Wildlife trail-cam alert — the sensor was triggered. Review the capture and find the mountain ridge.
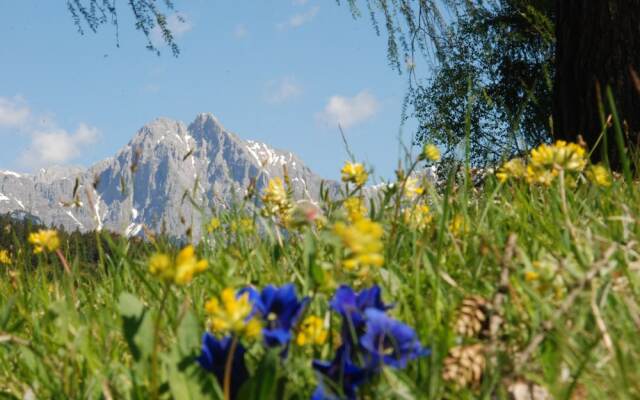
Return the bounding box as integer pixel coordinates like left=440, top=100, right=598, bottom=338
left=0, top=113, right=333, bottom=237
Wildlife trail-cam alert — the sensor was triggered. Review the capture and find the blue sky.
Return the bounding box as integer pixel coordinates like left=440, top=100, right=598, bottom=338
left=0, top=1, right=421, bottom=180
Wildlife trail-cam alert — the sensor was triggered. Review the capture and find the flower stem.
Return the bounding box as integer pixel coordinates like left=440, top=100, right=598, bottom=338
left=150, top=285, right=170, bottom=400
left=55, top=248, right=77, bottom=302
left=223, top=336, right=239, bottom=400
left=55, top=249, right=71, bottom=275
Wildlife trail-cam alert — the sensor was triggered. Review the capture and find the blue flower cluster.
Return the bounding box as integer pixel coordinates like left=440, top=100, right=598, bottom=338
left=197, top=284, right=428, bottom=400
left=312, top=285, right=429, bottom=399
left=241, top=284, right=310, bottom=349
left=197, top=284, right=308, bottom=398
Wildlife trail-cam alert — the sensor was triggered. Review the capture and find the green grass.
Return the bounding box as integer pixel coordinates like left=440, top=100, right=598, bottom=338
left=1, top=159, right=640, bottom=399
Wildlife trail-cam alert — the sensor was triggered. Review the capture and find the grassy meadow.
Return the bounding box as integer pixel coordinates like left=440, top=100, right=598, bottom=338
left=1, top=141, right=640, bottom=399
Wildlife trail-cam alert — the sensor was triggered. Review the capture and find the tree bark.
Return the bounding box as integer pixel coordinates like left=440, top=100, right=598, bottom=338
left=553, top=0, right=640, bottom=169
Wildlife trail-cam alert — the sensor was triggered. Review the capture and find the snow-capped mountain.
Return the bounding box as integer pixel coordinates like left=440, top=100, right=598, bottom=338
left=0, top=113, right=332, bottom=237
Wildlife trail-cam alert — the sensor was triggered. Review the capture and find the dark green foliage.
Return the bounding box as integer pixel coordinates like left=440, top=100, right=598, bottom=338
left=342, top=1, right=555, bottom=165
left=0, top=213, right=150, bottom=269
left=412, top=1, right=555, bottom=166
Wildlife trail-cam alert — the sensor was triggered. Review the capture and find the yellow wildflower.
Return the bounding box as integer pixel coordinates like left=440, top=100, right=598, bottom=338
left=0, top=249, right=11, bottom=265
left=403, top=204, right=432, bottom=231
left=530, top=141, right=587, bottom=171
left=296, top=316, right=328, bottom=346
left=240, top=218, right=254, bottom=232
left=495, top=158, right=526, bottom=183
left=586, top=164, right=612, bottom=187
left=449, top=214, right=468, bottom=237
left=334, top=218, right=384, bottom=270
left=205, top=288, right=262, bottom=338
left=28, top=229, right=60, bottom=254
left=344, top=197, right=367, bottom=222
left=207, top=217, right=221, bottom=233
left=149, top=253, right=173, bottom=281
left=524, top=270, right=540, bottom=282
left=262, top=177, right=288, bottom=209
left=526, top=141, right=587, bottom=185
left=341, top=162, right=368, bottom=186
left=148, top=245, right=207, bottom=285
left=261, top=177, right=292, bottom=223
left=423, top=144, right=441, bottom=162
left=404, top=176, right=425, bottom=199
left=526, top=166, right=558, bottom=186
left=230, top=218, right=255, bottom=234
left=525, top=258, right=567, bottom=300
left=174, top=246, right=208, bottom=285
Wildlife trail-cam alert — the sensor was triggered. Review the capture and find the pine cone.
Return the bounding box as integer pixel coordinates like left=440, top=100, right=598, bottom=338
left=442, top=344, right=486, bottom=388
left=454, top=296, right=491, bottom=338
left=507, top=379, right=552, bottom=400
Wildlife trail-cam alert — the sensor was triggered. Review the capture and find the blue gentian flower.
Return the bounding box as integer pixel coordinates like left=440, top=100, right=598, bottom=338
left=241, top=284, right=309, bottom=348
left=329, top=285, right=392, bottom=347
left=312, top=346, right=369, bottom=400
left=197, top=333, right=248, bottom=399
left=360, top=308, right=430, bottom=369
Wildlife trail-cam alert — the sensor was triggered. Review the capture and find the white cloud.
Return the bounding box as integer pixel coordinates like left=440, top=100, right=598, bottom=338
left=151, top=13, right=193, bottom=47
left=277, top=6, right=320, bottom=30
left=233, top=24, right=248, bottom=39
left=0, top=96, right=30, bottom=128
left=0, top=96, right=100, bottom=169
left=265, top=77, right=303, bottom=104
left=20, top=123, right=99, bottom=168
left=317, top=91, right=380, bottom=129
left=293, top=0, right=309, bottom=5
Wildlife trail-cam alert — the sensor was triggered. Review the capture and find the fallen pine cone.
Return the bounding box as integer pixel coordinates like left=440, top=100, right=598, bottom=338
left=454, top=295, right=491, bottom=339
left=507, top=379, right=552, bottom=400
left=442, top=344, right=486, bottom=388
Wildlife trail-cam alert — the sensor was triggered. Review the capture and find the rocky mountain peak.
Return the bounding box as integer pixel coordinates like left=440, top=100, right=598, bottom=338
left=0, top=113, right=334, bottom=238
left=191, top=112, right=233, bottom=139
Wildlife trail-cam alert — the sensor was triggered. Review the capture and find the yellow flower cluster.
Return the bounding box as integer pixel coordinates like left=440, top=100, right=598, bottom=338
left=28, top=229, right=60, bottom=254
left=496, top=141, right=591, bottom=186
left=530, top=140, right=587, bottom=171
left=207, top=217, right=221, bottom=233
left=586, top=164, right=612, bottom=187
left=495, top=158, right=526, bottom=183
left=341, top=162, right=368, bottom=187
left=403, top=204, right=433, bottom=231
left=423, top=144, right=441, bottom=162
left=449, top=214, right=469, bottom=237
left=526, top=140, right=587, bottom=185
left=343, top=197, right=367, bottom=222
left=230, top=218, right=254, bottom=234
left=296, top=315, right=328, bottom=346
left=0, top=249, right=11, bottom=265
left=404, top=176, right=425, bottom=200
left=148, top=245, right=208, bottom=285
left=205, top=288, right=262, bottom=338
left=524, top=255, right=566, bottom=300
left=261, top=177, right=293, bottom=223
left=334, top=218, right=384, bottom=270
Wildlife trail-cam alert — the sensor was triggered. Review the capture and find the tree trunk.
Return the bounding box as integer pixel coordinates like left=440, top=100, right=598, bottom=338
left=553, top=0, right=640, bottom=169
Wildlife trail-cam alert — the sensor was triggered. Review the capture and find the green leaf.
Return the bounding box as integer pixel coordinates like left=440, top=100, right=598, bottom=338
left=118, top=292, right=144, bottom=318
left=237, top=349, right=279, bottom=400
left=303, top=233, right=324, bottom=286
left=118, top=292, right=153, bottom=363
left=382, top=367, right=416, bottom=400
left=166, top=348, right=223, bottom=400
left=177, top=310, right=202, bottom=356
left=0, top=295, right=16, bottom=330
